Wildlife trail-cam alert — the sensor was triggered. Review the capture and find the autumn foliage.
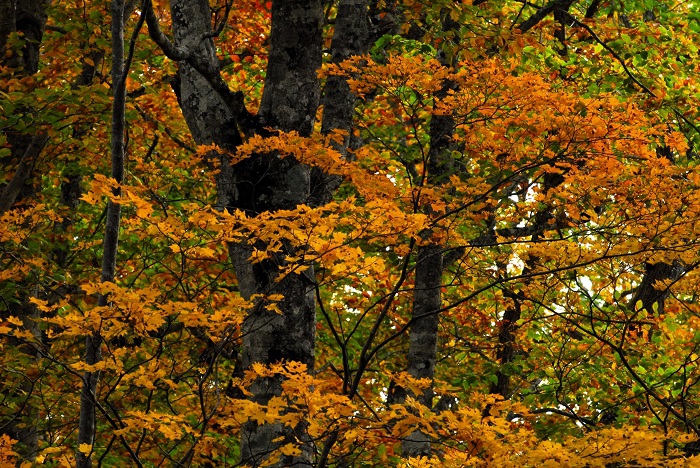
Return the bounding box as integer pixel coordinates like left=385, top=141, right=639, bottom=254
left=2, top=0, right=700, bottom=466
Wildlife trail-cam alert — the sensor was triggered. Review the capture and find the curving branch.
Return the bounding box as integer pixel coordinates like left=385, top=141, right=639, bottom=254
left=0, top=133, right=49, bottom=214
left=143, top=0, right=255, bottom=136
left=517, top=0, right=574, bottom=34
left=557, top=10, right=700, bottom=135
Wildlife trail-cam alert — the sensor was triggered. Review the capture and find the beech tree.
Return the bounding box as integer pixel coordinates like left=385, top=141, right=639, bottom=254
left=2, top=0, right=700, bottom=467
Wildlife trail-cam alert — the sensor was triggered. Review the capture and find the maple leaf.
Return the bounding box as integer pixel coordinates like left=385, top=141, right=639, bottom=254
left=77, top=444, right=92, bottom=455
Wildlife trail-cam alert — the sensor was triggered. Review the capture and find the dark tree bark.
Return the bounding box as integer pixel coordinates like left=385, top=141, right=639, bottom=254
left=76, top=0, right=129, bottom=465
left=625, top=149, right=687, bottom=327
left=629, top=261, right=685, bottom=316
left=517, top=0, right=575, bottom=34
left=0, top=0, right=51, bottom=211
left=489, top=291, right=523, bottom=398
left=625, top=146, right=686, bottom=319
left=401, top=105, right=454, bottom=457
left=0, top=0, right=15, bottom=56
left=168, top=0, right=239, bottom=210
left=321, top=0, right=370, bottom=149
left=487, top=172, right=567, bottom=400
left=234, top=3, right=323, bottom=465
left=0, top=1, right=50, bottom=462
left=150, top=0, right=371, bottom=463
left=0, top=133, right=49, bottom=214
left=0, top=0, right=50, bottom=73
left=159, top=0, right=323, bottom=465
left=1, top=290, right=42, bottom=463
left=397, top=19, right=457, bottom=457
left=310, top=0, right=371, bottom=206
left=402, top=244, right=443, bottom=456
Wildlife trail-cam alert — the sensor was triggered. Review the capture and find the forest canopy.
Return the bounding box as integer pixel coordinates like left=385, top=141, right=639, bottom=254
left=2, top=0, right=700, bottom=466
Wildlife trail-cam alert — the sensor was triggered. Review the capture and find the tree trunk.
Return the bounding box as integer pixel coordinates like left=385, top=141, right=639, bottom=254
left=403, top=244, right=443, bottom=457
left=321, top=0, right=370, bottom=147
left=0, top=1, right=50, bottom=462
left=0, top=0, right=50, bottom=73
left=489, top=293, right=522, bottom=398
left=0, top=0, right=51, bottom=209
left=169, top=0, right=239, bottom=209
left=0, top=133, right=49, bottom=214
left=76, top=0, right=127, bottom=465
left=234, top=3, right=322, bottom=465
left=488, top=175, right=564, bottom=399
left=158, top=0, right=371, bottom=463
left=164, top=0, right=323, bottom=465
left=393, top=68, right=456, bottom=454
left=310, top=0, right=371, bottom=206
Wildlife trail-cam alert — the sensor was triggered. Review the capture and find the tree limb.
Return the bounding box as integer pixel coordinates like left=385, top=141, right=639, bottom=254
left=0, top=133, right=48, bottom=214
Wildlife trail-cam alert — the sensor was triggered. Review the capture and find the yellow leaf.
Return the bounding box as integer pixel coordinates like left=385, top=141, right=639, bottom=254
left=12, top=329, right=36, bottom=341
left=192, top=246, right=216, bottom=258
left=78, top=444, right=92, bottom=454
left=29, top=297, right=52, bottom=312
left=159, top=424, right=180, bottom=440
left=279, top=443, right=300, bottom=456
left=6, top=316, right=22, bottom=326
